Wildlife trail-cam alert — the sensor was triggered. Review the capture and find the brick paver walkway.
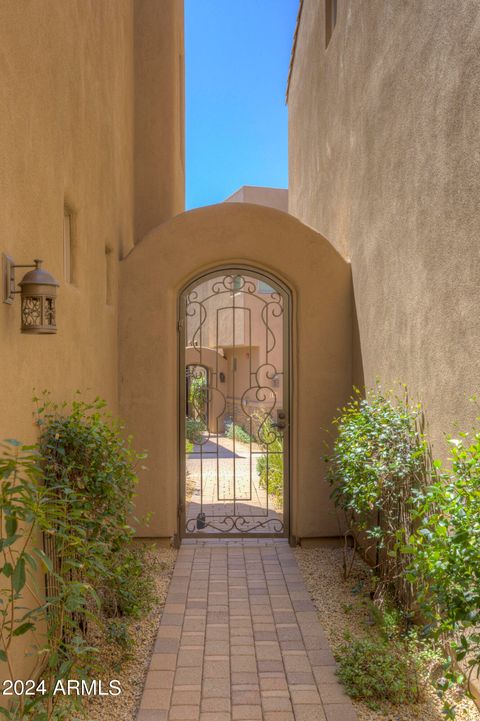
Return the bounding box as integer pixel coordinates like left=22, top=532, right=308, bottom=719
left=137, top=540, right=358, bottom=721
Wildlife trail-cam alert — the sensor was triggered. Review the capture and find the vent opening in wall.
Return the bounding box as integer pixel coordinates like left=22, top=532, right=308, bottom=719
left=325, top=0, right=337, bottom=48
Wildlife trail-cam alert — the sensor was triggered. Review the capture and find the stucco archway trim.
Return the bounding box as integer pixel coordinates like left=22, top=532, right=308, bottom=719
left=119, top=203, right=352, bottom=541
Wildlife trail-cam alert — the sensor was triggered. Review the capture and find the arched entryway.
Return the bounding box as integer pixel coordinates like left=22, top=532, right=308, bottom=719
left=119, top=202, right=353, bottom=543
left=179, top=266, right=292, bottom=539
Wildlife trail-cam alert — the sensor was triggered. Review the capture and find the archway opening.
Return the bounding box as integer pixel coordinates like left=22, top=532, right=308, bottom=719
left=179, top=266, right=291, bottom=538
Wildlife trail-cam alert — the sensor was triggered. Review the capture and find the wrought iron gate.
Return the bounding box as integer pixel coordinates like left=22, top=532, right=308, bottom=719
left=178, top=267, right=290, bottom=538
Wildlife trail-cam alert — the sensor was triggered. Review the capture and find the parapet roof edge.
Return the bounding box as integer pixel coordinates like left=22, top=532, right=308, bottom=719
left=285, top=0, right=304, bottom=105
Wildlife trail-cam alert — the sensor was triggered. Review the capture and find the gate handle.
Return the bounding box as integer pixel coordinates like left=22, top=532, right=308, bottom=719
left=272, top=410, right=287, bottom=430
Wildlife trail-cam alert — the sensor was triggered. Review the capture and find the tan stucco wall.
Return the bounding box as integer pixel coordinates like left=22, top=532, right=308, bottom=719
left=119, top=203, right=352, bottom=540
left=288, top=0, right=480, bottom=454
left=0, top=0, right=184, bottom=686
left=0, top=0, right=135, bottom=689
left=134, top=0, right=185, bottom=243
left=0, top=0, right=185, bottom=445
left=0, top=0, right=135, bottom=449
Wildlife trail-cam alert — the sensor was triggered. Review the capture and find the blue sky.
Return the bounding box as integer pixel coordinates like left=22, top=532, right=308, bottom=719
left=185, top=0, right=299, bottom=210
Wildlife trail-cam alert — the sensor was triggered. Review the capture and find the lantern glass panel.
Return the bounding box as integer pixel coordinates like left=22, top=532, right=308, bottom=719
left=22, top=296, right=42, bottom=328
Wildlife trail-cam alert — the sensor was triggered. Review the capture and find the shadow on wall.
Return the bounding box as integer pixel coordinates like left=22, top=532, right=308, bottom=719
left=352, top=290, right=365, bottom=391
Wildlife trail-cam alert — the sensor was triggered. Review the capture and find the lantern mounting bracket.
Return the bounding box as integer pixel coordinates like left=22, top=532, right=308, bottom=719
left=2, top=255, right=43, bottom=304
left=2, top=253, right=16, bottom=304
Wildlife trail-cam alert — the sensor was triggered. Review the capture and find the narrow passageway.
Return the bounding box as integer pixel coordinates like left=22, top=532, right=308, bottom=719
left=136, top=540, right=357, bottom=721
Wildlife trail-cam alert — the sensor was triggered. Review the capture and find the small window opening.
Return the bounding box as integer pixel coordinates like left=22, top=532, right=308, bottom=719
left=63, top=207, right=75, bottom=283
left=105, top=246, right=114, bottom=305
left=325, top=0, right=337, bottom=48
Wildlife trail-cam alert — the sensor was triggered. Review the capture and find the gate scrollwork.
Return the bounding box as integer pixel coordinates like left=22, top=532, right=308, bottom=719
left=182, top=271, right=289, bottom=537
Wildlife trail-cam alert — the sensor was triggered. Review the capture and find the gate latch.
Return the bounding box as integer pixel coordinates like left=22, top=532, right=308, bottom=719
left=196, top=512, right=206, bottom=529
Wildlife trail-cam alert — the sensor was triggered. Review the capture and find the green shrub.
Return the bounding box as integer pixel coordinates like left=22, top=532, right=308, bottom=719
left=329, top=386, right=480, bottom=717
left=188, top=372, right=207, bottom=416
left=256, top=452, right=283, bottom=499
left=36, top=394, right=149, bottom=616
left=256, top=424, right=283, bottom=502
left=327, top=386, right=428, bottom=611
left=105, top=618, right=132, bottom=651
left=0, top=393, right=152, bottom=720
left=336, top=636, right=420, bottom=708
left=406, top=424, right=480, bottom=707
left=0, top=439, right=101, bottom=721
left=101, top=544, right=156, bottom=619
left=185, top=416, right=206, bottom=444
left=37, top=394, right=142, bottom=551
left=225, top=421, right=251, bottom=444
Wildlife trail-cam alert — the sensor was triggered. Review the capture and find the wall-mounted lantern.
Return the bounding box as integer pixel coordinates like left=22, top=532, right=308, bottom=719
left=2, top=254, right=59, bottom=334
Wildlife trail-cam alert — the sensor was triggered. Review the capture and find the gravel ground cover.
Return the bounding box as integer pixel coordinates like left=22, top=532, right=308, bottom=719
left=295, top=545, right=480, bottom=721
left=84, top=544, right=176, bottom=721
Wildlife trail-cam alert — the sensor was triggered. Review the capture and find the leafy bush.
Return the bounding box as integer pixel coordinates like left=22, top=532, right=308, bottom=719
left=0, top=439, right=100, bottom=721
left=101, top=544, right=156, bottom=619
left=256, top=451, right=283, bottom=499
left=256, top=417, right=283, bottom=501
left=334, top=582, right=442, bottom=711
left=406, top=426, right=480, bottom=708
left=36, top=394, right=149, bottom=617
left=105, top=618, right=132, bottom=652
left=225, top=421, right=252, bottom=444
left=327, top=386, right=428, bottom=611
left=188, top=371, right=207, bottom=417
left=38, top=403, right=138, bottom=545
left=329, top=385, right=480, bottom=716
left=185, top=416, right=206, bottom=444
left=0, top=393, right=153, bottom=720
left=336, top=635, right=420, bottom=707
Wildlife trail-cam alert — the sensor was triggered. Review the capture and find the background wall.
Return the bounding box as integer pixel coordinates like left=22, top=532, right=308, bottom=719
left=288, top=0, right=480, bottom=454
left=225, top=186, right=288, bottom=213
left=134, top=0, right=185, bottom=242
